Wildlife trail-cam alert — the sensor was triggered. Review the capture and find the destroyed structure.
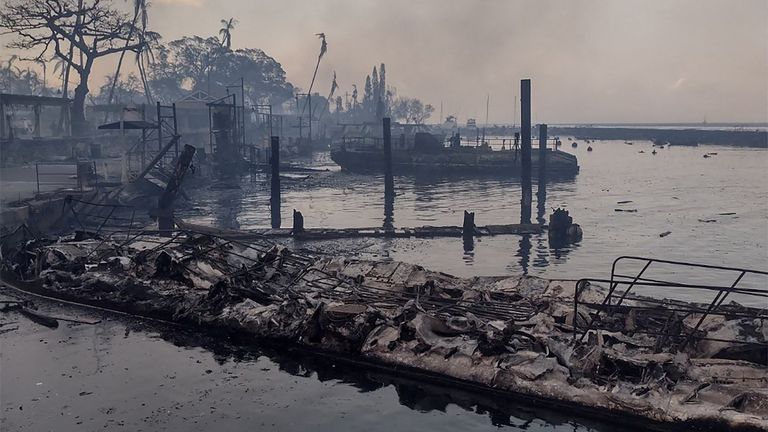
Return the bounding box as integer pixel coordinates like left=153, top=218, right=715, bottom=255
left=1, top=219, right=766, bottom=431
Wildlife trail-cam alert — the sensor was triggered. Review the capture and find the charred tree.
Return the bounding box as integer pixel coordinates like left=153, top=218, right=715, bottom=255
left=0, top=0, right=144, bottom=135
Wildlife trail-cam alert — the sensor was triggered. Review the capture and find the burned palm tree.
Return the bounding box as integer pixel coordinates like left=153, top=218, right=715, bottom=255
left=218, top=18, right=238, bottom=50
left=299, top=33, right=328, bottom=141
left=104, top=0, right=150, bottom=116
left=317, top=71, right=339, bottom=122
left=302, top=33, right=327, bottom=114
left=135, top=30, right=161, bottom=104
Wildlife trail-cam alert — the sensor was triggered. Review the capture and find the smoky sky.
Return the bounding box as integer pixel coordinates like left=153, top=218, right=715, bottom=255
left=6, top=0, right=768, bottom=123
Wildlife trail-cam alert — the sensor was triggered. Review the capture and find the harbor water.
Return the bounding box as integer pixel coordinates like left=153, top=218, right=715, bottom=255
left=182, top=140, right=768, bottom=307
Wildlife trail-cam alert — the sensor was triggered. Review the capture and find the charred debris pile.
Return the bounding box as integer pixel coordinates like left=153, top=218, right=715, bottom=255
left=1, top=228, right=766, bottom=431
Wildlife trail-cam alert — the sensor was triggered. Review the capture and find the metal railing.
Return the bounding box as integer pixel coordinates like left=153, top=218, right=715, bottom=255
left=35, top=161, right=96, bottom=195
left=573, top=256, right=768, bottom=351
left=64, top=196, right=136, bottom=236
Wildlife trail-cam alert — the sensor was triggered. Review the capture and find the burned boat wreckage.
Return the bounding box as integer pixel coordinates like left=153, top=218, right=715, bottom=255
left=330, top=124, right=579, bottom=176
left=1, top=227, right=766, bottom=431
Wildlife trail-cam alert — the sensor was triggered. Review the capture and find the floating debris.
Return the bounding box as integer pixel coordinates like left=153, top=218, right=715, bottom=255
left=659, top=230, right=672, bottom=237
left=614, top=208, right=638, bottom=213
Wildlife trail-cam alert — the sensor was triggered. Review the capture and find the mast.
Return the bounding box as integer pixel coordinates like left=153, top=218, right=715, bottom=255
left=482, top=94, right=489, bottom=145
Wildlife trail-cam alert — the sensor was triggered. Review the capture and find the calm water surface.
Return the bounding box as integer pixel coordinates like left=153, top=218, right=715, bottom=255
left=182, top=140, right=768, bottom=306
left=0, top=293, right=635, bottom=432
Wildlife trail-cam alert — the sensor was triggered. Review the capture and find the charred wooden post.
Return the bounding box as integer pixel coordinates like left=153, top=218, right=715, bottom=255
left=383, top=118, right=395, bottom=231
left=520, top=79, right=532, bottom=224
left=292, top=209, right=304, bottom=234
left=270, top=136, right=281, bottom=229
left=383, top=117, right=394, bottom=198
left=462, top=210, right=475, bottom=252
left=462, top=211, right=475, bottom=237
left=537, top=124, right=548, bottom=224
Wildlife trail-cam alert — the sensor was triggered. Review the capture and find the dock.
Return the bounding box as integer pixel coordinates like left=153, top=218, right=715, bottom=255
left=176, top=219, right=544, bottom=240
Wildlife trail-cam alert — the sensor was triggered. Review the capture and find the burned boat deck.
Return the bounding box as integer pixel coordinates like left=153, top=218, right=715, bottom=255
left=1, top=229, right=766, bottom=431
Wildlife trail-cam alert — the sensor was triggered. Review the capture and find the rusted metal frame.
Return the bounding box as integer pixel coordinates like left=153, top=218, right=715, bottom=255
left=577, top=278, right=767, bottom=297
left=573, top=272, right=766, bottom=346
left=614, top=255, right=768, bottom=275
left=578, top=260, right=652, bottom=342
left=66, top=199, right=87, bottom=231
left=679, top=271, right=746, bottom=350
left=579, top=300, right=765, bottom=321
left=94, top=205, right=117, bottom=234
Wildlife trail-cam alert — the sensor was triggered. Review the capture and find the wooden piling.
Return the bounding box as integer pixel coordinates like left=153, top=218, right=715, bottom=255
left=537, top=124, right=547, bottom=223
left=463, top=210, right=475, bottom=252
left=520, top=79, right=532, bottom=224
left=292, top=209, right=304, bottom=234
left=383, top=117, right=395, bottom=231
left=462, top=211, right=475, bottom=238
left=383, top=117, right=394, bottom=197
left=270, top=136, right=281, bottom=229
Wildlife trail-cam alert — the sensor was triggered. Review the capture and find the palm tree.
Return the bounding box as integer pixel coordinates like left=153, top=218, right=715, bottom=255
left=135, top=31, right=161, bottom=104
left=302, top=33, right=327, bottom=116
left=104, top=0, right=149, bottom=115
left=34, top=58, right=48, bottom=95
left=218, top=18, right=238, bottom=50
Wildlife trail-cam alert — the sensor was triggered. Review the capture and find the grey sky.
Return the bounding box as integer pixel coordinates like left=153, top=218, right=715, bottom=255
left=6, top=0, right=768, bottom=123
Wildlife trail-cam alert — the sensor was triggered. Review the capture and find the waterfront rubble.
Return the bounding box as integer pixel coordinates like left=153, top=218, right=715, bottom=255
left=1, top=230, right=766, bottom=430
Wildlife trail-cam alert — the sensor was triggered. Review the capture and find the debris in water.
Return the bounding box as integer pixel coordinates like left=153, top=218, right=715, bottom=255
left=659, top=231, right=672, bottom=237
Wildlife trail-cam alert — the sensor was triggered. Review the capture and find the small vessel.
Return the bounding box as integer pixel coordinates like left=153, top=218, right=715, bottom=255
left=571, top=142, right=578, bottom=148
left=652, top=149, right=657, bottom=155
left=587, top=146, right=593, bottom=152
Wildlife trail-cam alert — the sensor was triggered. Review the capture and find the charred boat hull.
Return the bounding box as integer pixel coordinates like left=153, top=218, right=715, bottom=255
left=330, top=147, right=579, bottom=176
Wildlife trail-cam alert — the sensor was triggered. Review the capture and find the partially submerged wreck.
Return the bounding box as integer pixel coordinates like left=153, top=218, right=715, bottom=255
left=1, top=228, right=766, bottom=431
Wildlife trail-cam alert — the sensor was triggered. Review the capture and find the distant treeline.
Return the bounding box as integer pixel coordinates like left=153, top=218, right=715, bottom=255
left=476, top=125, right=767, bottom=148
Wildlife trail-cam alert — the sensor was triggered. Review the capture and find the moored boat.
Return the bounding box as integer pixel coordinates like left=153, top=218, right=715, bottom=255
left=330, top=130, right=579, bottom=176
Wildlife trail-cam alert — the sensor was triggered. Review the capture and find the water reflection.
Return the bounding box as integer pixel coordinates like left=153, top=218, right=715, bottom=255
left=517, top=234, right=531, bottom=275
left=144, top=321, right=644, bottom=432
left=383, top=187, right=394, bottom=230
left=210, top=183, right=244, bottom=230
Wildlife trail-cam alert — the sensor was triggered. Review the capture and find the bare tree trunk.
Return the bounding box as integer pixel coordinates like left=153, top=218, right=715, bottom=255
left=71, top=77, right=89, bottom=135
left=59, top=0, right=83, bottom=133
